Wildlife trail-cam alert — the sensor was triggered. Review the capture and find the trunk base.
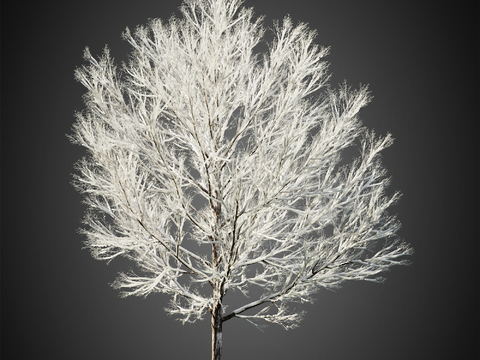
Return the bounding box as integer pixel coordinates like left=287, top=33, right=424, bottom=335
left=212, top=301, right=223, bottom=360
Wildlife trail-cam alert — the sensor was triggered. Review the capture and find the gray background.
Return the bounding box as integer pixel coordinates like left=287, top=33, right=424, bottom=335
left=2, top=0, right=478, bottom=359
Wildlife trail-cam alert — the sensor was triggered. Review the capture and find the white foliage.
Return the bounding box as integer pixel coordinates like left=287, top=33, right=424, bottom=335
left=71, top=0, right=412, bottom=329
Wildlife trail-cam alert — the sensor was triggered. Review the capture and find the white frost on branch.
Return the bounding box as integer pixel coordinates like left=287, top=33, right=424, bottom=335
left=71, top=0, right=412, bottom=328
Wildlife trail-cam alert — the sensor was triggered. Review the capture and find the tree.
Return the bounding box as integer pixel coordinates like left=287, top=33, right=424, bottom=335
left=70, top=0, right=413, bottom=358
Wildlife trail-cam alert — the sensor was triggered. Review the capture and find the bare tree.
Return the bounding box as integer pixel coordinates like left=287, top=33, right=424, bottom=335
left=70, top=0, right=413, bottom=358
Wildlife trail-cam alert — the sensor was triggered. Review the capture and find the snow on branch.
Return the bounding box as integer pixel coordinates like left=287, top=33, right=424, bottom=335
left=71, top=0, right=412, bottom=328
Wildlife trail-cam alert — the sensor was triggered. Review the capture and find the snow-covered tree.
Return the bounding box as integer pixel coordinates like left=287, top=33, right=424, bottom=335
left=70, top=0, right=413, bottom=358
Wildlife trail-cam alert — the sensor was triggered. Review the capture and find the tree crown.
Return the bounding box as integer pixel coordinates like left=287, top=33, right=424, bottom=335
left=71, top=0, right=412, bottom=329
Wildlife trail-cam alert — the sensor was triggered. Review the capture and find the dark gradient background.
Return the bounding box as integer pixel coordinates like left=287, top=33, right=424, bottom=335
left=2, top=1, right=479, bottom=359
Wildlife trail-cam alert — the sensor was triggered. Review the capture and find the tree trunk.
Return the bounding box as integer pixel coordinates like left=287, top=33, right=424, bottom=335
left=211, top=187, right=223, bottom=360
left=211, top=299, right=223, bottom=360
